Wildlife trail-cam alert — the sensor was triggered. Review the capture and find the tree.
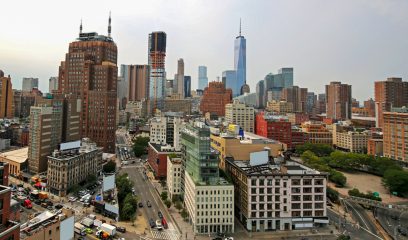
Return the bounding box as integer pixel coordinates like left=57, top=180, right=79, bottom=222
left=165, top=199, right=172, bottom=208
left=296, top=143, right=333, bottom=157
left=327, top=187, right=339, bottom=203
left=175, top=201, right=183, bottom=212
left=329, top=170, right=347, bottom=187
left=337, top=235, right=351, bottom=240
left=383, top=169, right=408, bottom=197
left=130, top=213, right=136, bottom=226
left=116, top=174, right=133, bottom=204
left=103, top=160, right=116, bottom=173
left=86, top=174, right=97, bottom=185
left=132, top=136, right=150, bottom=157
left=161, top=191, right=168, bottom=201
left=181, top=208, right=188, bottom=220
left=68, top=184, right=81, bottom=195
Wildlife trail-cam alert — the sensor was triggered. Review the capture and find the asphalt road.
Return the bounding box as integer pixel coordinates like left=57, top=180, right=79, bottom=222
left=121, top=164, right=180, bottom=240
left=327, top=206, right=381, bottom=240
left=375, top=208, right=408, bottom=239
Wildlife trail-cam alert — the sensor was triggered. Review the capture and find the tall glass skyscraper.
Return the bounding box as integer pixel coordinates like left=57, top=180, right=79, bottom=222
left=262, top=68, right=294, bottom=105
left=234, top=20, right=246, bottom=96
left=222, top=70, right=237, bottom=94
left=198, top=66, right=208, bottom=90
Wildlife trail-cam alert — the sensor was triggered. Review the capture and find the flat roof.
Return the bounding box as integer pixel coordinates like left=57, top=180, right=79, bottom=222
left=0, top=147, right=28, bottom=163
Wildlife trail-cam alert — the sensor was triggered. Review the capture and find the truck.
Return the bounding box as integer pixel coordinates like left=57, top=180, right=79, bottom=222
left=74, top=222, right=86, bottom=236
left=100, top=223, right=116, bottom=236
left=38, top=191, right=48, bottom=199
left=22, top=199, right=32, bottom=209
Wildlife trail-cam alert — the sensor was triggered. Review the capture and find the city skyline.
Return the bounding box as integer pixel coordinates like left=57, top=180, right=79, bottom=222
left=1, top=1, right=408, bottom=101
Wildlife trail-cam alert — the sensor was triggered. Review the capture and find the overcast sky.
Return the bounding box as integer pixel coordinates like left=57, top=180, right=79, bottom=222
left=1, top=0, right=408, bottom=102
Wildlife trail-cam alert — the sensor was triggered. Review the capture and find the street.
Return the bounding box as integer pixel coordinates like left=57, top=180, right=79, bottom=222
left=375, top=208, right=408, bottom=239
left=121, top=164, right=180, bottom=240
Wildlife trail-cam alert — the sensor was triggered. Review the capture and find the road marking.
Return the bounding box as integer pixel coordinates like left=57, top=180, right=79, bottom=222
left=345, top=200, right=369, bottom=230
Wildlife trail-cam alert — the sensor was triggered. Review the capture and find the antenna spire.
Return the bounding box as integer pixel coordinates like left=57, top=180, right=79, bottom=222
left=108, top=11, right=112, bottom=37
left=80, top=19, right=83, bottom=34
left=239, top=18, right=241, bottom=36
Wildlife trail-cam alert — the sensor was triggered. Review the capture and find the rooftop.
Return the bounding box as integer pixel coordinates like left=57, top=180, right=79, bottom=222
left=0, top=147, right=28, bottom=163
left=230, top=158, right=326, bottom=177
left=20, top=209, right=74, bottom=239
left=77, top=32, right=114, bottom=42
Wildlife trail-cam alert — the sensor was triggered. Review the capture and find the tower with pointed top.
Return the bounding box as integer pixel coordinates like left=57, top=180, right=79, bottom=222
left=58, top=16, right=117, bottom=153
left=234, top=18, right=246, bottom=96
left=80, top=19, right=83, bottom=34
left=108, top=11, right=111, bottom=37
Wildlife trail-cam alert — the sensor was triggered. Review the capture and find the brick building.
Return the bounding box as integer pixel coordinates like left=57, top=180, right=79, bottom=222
left=255, top=112, right=292, bottom=148
left=147, top=142, right=180, bottom=180
left=325, top=82, right=352, bottom=121
left=383, top=112, right=408, bottom=162
left=200, top=81, right=232, bottom=116
left=374, top=78, right=408, bottom=128
left=0, top=163, right=20, bottom=240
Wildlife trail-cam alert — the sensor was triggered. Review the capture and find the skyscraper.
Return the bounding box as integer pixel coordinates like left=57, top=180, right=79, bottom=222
left=148, top=31, right=167, bottom=109
left=58, top=15, right=117, bottom=153
left=175, top=58, right=184, bottom=97
left=325, top=81, right=352, bottom=120
left=22, top=77, right=39, bottom=91
left=0, top=73, right=14, bottom=119
left=234, top=19, right=246, bottom=96
left=198, top=66, right=208, bottom=90
left=28, top=98, right=63, bottom=174
left=281, top=86, right=308, bottom=113
left=262, top=68, right=294, bottom=105
left=184, top=76, right=191, bottom=98
left=222, top=70, right=237, bottom=96
left=121, top=64, right=150, bottom=102
left=49, top=77, right=58, bottom=93
left=374, top=77, right=408, bottom=128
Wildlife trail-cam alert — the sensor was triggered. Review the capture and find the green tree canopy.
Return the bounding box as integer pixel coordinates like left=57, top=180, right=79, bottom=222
left=103, top=160, right=116, bottom=173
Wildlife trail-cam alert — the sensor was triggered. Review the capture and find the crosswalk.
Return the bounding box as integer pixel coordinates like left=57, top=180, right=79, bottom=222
left=150, top=229, right=180, bottom=240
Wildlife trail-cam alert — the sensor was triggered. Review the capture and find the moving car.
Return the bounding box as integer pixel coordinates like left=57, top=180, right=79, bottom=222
left=149, top=219, right=156, bottom=228
left=138, top=202, right=143, bottom=208
left=158, top=211, right=163, bottom=219
left=155, top=220, right=163, bottom=230
left=147, top=200, right=151, bottom=208
left=117, top=226, right=126, bottom=233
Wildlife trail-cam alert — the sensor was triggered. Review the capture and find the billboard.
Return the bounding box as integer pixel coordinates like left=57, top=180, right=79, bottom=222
left=249, top=151, right=268, bottom=166
left=103, top=174, right=115, bottom=192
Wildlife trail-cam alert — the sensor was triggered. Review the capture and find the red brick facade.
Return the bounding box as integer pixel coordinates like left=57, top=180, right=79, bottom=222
left=200, top=81, right=232, bottom=116
left=147, top=143, right=170, bottom=180
left=255, top=112, right=293, bottom=148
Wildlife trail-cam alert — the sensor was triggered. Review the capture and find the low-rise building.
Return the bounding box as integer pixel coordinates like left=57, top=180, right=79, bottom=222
left=125, top=100, right=148, bottom=118
left=166, top=155, right=182, bottom=200
left=0, top=162, right=20, bottom=240
left=256, top=112, right=293, bottom=148
left=287, top=113, right=309, bottom=125
left=0, top=138, right=10, bottom=151
left=20, top=208, right=75, bottom=240
left=367, top=139, right=383, bottom=156
left=148, top=143, right=181, bottom=180
left=266, top=100, right=293, bottom=114
left=211, top=131, right=285, bottom=170
left=226, top=156, right=328, bottom=232
left=334, top=131, right=370, bottom=153
left=0, top=147, right=28, bottom=176
left=47, top=139, right=103, bottom=196
left=301, top=121, right=332, bottom=145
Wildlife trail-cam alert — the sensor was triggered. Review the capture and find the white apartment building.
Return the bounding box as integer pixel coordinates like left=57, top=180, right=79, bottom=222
left=225, top=100, right=255, bottom=132
left=150, top=113, right=185, bottom=151
left=166, top=155, right=182, bottom=200
left=334, top=131, right=370, bottom=153
left=184, top=172, right=234, bottom=234
left=226, top=156, right=328, bottom=232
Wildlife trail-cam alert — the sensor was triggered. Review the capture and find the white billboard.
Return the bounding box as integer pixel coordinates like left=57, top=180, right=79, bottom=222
left=60, top=140, right=81, bottom=151
left=249, top=151, right=269, bottom=166
left=60, top=215, right=74, bottom=240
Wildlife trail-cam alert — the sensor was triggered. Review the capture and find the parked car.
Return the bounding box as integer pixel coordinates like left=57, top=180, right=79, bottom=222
left=149, top=219, right=156, bottom=228
left=155, top=220, right=163, bottom=230
left=147, top=200, right=152, bottom=208
left=41, top=202, right=48, bottom=208
left=68, top=196, right=77, bottom=202
left=158, top=211, right=163, bottom=219
left=117, top=226, right=126, bottom=233
left=47, top=206, right=53, bottom=210
left=138, top=202, right=143, bottom=208
left=55, top=204, right=63, bottom=209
